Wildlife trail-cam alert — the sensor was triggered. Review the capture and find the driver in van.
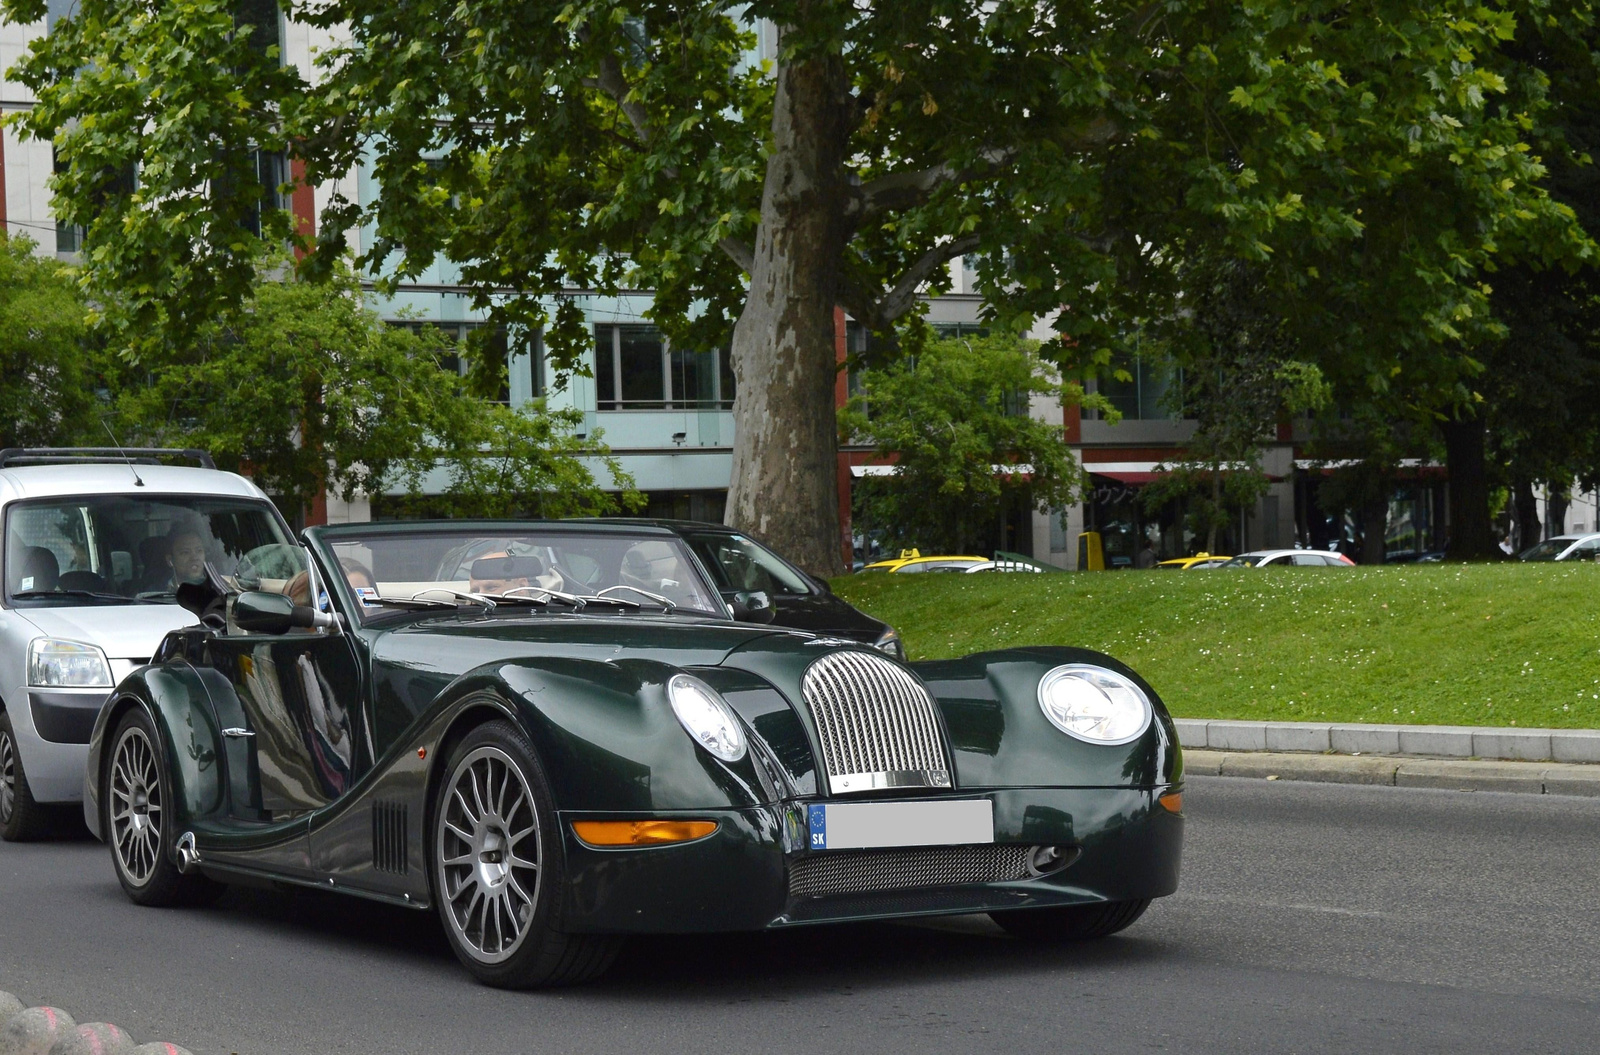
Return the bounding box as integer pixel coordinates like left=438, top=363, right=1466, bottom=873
left=150, top=526, right=208, bottom=591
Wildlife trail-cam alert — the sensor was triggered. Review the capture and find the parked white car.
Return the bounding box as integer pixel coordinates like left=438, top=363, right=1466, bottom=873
left=1220, top=549, right=1357, bottom=568
left=0, top=448, right=297, bottom=840
left=1517, top=534, right=1600, bottom=562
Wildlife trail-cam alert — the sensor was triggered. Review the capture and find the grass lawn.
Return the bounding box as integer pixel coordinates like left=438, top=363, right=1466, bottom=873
left=832, top=563, right=1600, bottom=729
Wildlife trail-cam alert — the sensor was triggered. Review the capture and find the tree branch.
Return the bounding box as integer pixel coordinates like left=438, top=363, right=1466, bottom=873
left=585, top=53, right=653, bottom=146
left=847, top=151, right=1014, bottom=224
left=717, top=237, right=754, bottom=273
left=839, top=233, right=983, bottom=332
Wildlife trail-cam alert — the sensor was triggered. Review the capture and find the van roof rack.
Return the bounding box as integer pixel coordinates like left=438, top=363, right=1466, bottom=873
left=0, top=447, right=217, bottom=470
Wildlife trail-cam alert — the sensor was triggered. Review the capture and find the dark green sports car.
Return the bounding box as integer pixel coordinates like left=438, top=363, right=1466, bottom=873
left=83, top=521, right=1183, bottom=988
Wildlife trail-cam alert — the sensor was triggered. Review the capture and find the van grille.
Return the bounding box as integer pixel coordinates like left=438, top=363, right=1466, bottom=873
left=801, top=651, right=952, bottom=795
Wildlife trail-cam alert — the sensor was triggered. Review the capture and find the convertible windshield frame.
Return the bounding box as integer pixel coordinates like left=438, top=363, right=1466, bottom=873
left=306, top=521, right=730, bottom=624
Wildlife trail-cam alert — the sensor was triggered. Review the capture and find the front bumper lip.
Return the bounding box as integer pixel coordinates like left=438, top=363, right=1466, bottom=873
left=29, top=689, right=111, bottom=745
left=557, top=786, right=1182, bottom=934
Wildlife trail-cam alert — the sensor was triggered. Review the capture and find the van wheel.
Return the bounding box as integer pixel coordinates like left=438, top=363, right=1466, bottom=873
left=0, top=711, right=53, bottom=842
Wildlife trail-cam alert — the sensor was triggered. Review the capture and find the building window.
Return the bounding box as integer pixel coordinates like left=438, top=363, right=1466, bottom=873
left=594, top=324, right=733, bottom=411
left=1094, top=352, right=1180, bottom=421
left=389, top=321, right=541, bottom=405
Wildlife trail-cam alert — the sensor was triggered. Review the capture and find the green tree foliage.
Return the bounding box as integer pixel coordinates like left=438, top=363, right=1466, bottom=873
left=5, top=1, right=1595, bottom=569
left=0, top=235, right=95, bottom=449
left=840, top=334, right=1078, bottom=554
left=102, top=262, right=632, bottom=516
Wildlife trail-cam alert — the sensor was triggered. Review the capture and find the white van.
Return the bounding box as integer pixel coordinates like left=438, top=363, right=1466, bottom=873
left=0, top=448, right=296, bottom=840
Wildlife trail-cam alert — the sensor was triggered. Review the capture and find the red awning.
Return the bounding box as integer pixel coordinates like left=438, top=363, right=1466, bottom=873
left=1091, top=471, right=1161, bottom=485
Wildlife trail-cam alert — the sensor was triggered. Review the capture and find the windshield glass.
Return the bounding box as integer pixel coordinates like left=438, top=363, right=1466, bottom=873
left=685, top=533, right=813, bottom=595
left=1220, top=554, right=1266, bottom=568
left=325, top=529, right=725, bottom=616
left=4, top=495, right=297, bottom=607
left=1519, top=539, right=1572, bottom=561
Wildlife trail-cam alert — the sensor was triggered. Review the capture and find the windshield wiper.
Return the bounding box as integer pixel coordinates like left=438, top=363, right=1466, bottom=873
left=497, top=586, right=587, bottom=609
left=406, top=588, right=498, bottom=609
left=593, top=585, right=676, bottom=611
left=363, top=595, right=459, bottom=610
left=11, top=589, right=164, bottom=605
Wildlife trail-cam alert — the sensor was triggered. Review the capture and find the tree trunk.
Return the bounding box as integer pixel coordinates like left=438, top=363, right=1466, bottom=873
left=1360, top=495, right=1387, bottom=565
left=1546, top=483, right=1570, bottom=539
left=1512, top=477, right=1539, bottom=551
left=723, top=35, right=851, bottom=575
left=1441, top=410, right=1499, bottom=560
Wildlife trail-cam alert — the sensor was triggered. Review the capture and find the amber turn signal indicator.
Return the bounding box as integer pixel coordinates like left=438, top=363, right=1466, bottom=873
left=572, top=820, right=719, bottom=846
left=1158, top=791, right=1183, bottom=814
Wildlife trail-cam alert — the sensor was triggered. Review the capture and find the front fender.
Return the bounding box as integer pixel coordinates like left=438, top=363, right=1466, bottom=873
left=491, top=658, right=776, bottom=812
left=913, top=646, right=1182, bottom=790
left=83, top=663, right=226, bottom=840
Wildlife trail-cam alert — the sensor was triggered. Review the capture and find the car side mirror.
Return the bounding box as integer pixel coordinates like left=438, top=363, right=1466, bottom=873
left=233, top=591, right=331, bottom=635
left=809, top=574, right=833, bottom=594
left=728, top=590, right=776, bottom=624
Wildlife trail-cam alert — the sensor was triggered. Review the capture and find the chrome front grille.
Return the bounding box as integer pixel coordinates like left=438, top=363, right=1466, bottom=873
left=789, top=844, right=1033, bottom=899
left=801, top=650, right=952, bottom=795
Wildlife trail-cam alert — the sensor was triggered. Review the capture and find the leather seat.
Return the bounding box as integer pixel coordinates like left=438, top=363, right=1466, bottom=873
left=18, top=546, right=60, bottom=592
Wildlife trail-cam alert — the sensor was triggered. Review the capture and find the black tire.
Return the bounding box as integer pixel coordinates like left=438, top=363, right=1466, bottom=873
left=430, top=718, right=621, bottom=988
left=991, top=898, right=1153, bottom=941
left=105, top=709, right=224, bottom=906
left=0, top=710, right=54, bottom=842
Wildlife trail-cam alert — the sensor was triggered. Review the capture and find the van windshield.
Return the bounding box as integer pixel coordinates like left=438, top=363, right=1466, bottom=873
left=4, top=495, right=296, bottom=607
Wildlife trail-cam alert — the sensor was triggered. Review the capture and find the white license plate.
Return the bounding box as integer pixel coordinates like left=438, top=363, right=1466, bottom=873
left=806, top=799, right=993, bottom=851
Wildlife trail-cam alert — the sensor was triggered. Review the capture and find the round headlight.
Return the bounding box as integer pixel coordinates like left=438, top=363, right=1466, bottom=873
left=667, top=674, right=747, bottom=762
left=1037, top=664, right=1152, bottom=744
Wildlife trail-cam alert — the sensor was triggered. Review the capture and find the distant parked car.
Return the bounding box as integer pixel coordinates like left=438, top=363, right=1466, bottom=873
left=589, top=519, right=903, bottom=659
left=1518, top=534, right=1600, bottom=562
left=861, top=550, right=989, bottom=574
left=1156, top=553, right=1231, bottom=570
left=963, top=560, right=1046, bottom=573
left=1220, top=549, right=1356, bottom=568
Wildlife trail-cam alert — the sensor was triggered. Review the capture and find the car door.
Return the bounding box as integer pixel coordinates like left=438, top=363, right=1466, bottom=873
left=201, top=622, right=368, bottom=823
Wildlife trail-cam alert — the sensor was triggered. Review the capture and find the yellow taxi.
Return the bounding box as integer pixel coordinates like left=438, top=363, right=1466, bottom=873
left=860, top=548, right=990, bottom=574
left=1156, top=552, right=1231, bottom=570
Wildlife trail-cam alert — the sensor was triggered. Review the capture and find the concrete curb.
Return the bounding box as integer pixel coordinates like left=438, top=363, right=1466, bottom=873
left=0, top=992, right=191, bottom=1055
left=1185, top=749, right=1600, bottom=796
left=1173, top=718, right=1600, bottom=763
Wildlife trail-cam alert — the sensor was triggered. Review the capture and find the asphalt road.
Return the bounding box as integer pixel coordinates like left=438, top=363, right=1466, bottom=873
left=2, top=777, right=1597, bottom=1055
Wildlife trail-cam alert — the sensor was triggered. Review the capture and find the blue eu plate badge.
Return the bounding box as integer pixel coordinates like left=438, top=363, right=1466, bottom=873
left=808, top=803, right=827, bottom=849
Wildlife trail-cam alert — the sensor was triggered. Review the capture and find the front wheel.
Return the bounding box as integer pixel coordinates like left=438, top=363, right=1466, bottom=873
left=431, top=719, right=621, bottom=988
left=106, top=709, right=223, bottom=906
left=991, top=899, right=1152, bottom=941
left=0, top=711, right=53, bottom=842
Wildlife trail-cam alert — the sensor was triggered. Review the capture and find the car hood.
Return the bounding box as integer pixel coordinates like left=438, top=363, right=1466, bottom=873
left=12, top=603, right=195, bottom=660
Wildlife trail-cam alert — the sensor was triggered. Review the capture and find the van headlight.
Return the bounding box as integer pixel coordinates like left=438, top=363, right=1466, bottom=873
left=667, top=674, right=747, bottom=762
left=28, top=638, right=113, bottom=688
left=1037, top=664, right=1152, bottom=744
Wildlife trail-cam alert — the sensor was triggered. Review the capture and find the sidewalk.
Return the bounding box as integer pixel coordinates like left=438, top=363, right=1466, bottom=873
left=1174, top=719, right=1600, bottom=796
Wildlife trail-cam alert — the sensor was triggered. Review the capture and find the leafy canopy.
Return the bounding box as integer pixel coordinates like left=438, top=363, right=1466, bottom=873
left=100, top=260, right=636, bottom=516
left=840, top=333, right=1078, bottom=555
left=5, top=0, right=1592, bottom=396
left=0, top=234, right=96, bottom=450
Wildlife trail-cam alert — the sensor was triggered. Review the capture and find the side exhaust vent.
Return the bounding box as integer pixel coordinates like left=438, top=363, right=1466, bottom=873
left=372, top=801, right=409, bottom=875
